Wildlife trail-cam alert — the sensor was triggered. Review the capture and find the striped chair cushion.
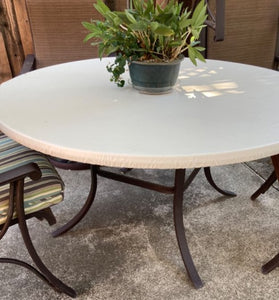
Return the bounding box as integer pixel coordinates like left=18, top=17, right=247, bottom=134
left=0, top=132, right=64, bottom=225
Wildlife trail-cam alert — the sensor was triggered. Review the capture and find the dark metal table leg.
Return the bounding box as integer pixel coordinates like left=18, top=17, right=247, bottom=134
left=50, top=165, right=233, bottom=288
left=251, top=171, right=277, bottom=200
left=262, top=253, right=279, bottom=274
left=173, top=169, right=203, bottom=289
left=52, top=165, right=98, bottom=237
left=204, top=167, right=236, bottom=197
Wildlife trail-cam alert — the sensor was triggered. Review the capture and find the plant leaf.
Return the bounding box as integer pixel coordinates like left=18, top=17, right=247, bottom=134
left=82, top=21, right=97, bottom=31
left=188, top=47, right=197, bottom=66
left=83, top=32, right=97, bottom=42
left=193, top=47, right=206, bottom=62
left=192, top=0, right=207, bottom=27
left=125, top=10, right=137, bottom=24
left=129, top=21, right=148, bottom=31
left=152, top=24, right=174, bottom=36
left=94, top=0, right=111, bottom=17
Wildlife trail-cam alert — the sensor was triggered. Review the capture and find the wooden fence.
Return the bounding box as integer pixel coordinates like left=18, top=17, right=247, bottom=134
left=0, top=0, right=278, bottom=84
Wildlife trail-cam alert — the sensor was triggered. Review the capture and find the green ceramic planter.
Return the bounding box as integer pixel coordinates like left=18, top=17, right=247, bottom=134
left=128, top=56, right=184, bottom=94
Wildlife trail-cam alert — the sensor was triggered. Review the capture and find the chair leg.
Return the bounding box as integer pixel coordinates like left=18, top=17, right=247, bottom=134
left=34, top=207, right=56, bottom=225
left=0, top=258, right=61, bottom=287
left=14, top=180, right=76, bottom=297
left=250, top=171, right=277, bottom=200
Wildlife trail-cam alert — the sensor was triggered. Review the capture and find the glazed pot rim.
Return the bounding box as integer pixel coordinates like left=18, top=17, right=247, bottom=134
left=129, top=55, right=184, bottom=66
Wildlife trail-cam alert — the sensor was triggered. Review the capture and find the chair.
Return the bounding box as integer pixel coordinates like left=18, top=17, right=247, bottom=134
left=0, top=132, right=76, bottom=297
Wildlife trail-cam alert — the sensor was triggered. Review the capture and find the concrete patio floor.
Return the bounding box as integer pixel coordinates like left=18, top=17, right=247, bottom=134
left=0, top=157, right=279, bottom=299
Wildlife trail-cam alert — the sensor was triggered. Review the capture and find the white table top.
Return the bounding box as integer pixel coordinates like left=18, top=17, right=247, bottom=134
left=1, top=58, right=279, bottom=169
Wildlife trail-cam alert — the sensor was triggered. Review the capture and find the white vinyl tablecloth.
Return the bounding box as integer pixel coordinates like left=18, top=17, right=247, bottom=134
left=1, top=58, right=279, bottom=169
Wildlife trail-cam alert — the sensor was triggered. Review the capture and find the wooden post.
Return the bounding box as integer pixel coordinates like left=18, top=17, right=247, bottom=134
left=0, top=32, right=12, bottom=83
left=0, top=0, right=25, bottom=78
left=13, top=0, right=33, bottom=56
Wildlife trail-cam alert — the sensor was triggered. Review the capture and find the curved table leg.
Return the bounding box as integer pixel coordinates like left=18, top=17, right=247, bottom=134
left=52, top=165, right=98, bottom=237
left=204, top=167, right=236, bottom=197
left=173, top=169, right=203, bottom=289
left=250, top=171, right=277, bottom=200
left=262, top=253, right=279, bottom=274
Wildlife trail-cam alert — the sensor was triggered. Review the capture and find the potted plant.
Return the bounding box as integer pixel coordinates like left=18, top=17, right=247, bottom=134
left=82, top=0, right=207, bottom=93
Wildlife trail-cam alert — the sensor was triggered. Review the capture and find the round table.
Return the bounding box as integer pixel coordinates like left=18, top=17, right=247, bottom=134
left=1, top=58, right=279, bottom=288
left=1, top=58, right=279, bottom=169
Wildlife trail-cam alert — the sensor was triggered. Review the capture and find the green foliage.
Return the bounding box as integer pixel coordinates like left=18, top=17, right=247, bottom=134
left=82, top=0, right=207, bottom=86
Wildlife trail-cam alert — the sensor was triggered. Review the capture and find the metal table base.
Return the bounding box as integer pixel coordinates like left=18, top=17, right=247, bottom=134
left=52, top=166, right=236, bottom=289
